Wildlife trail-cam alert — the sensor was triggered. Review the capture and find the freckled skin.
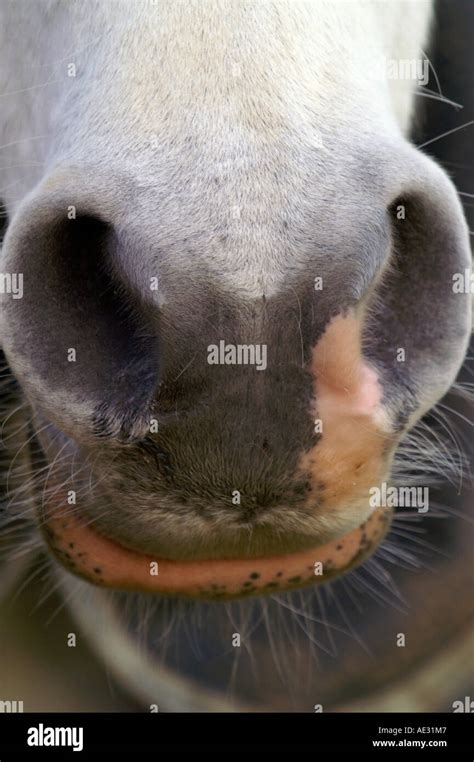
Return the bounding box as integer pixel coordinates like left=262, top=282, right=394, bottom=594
left=40, top=490, right=391, bottom=600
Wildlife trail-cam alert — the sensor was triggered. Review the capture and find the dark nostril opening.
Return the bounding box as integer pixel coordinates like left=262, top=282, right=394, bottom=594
left=364, top=191, right=469, bottom=392
left=2, top=207, right=160, bottom=440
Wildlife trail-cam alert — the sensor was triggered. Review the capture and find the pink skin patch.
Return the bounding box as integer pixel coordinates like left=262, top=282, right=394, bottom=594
left=41, top=491, right=391, bottom=600
left=297, top=311, right=395, bottom=524
left=312, top=310, right=385, bottom=418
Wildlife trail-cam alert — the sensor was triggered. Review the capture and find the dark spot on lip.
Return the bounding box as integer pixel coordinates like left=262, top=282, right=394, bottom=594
left=276, top=571, right=283, bottom=577
left=336, top=544, right=343, bottom=550
left=243, top=581, right=253, bottom=588
left=249, top=572, right=260, bottom=580
left=69, top=543, right=74, bottom=549
left=93, top=567, right=102, bottom=574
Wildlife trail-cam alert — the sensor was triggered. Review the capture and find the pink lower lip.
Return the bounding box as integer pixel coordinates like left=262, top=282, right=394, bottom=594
left=40, top=490, right=391, bottom=599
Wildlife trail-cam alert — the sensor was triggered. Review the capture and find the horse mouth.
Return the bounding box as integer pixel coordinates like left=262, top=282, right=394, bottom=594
left=40, top=488, right=392, bottom=600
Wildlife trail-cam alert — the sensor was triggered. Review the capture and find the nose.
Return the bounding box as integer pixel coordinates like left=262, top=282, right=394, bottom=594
left=0, top=165, right=385, bottom=451
left=0, top=165, right=394, bottom=556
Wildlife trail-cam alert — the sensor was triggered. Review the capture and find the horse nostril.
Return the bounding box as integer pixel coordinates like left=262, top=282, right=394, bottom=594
left=1, top=194, right=160, bottom=442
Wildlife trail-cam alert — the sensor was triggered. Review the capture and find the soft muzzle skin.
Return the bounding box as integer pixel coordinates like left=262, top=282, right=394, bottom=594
left=40, top=491, right=392, bottom=600
left=0, top=2, right=470, bottom=606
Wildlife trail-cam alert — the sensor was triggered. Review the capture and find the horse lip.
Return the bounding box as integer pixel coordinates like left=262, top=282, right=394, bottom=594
left=39, top=488, right=392, bottom=600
